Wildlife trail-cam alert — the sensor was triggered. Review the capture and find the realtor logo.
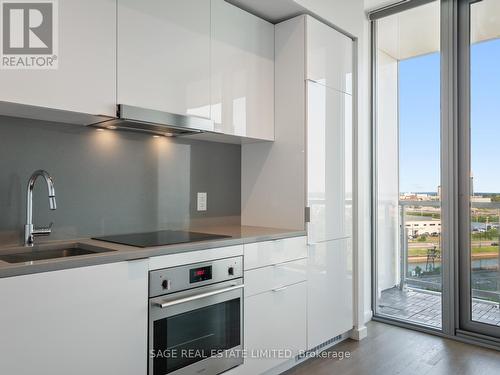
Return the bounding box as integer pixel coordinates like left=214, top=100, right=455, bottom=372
left=1, top=0, right=58, bottom=69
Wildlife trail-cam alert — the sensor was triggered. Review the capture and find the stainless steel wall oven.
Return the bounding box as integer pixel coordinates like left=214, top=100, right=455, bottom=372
left=149, top=256, right=243, bottom=375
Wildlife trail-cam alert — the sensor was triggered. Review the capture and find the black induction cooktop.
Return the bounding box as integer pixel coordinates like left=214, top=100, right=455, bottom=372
left=93, top=230, right=231, bottom=248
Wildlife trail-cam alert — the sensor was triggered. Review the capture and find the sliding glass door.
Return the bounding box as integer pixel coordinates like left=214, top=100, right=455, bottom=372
left=373, top=0, right=443, bottom=330
left=372, top=0, right=500, bottom=344
left=458, top=0, right=500, bottom=339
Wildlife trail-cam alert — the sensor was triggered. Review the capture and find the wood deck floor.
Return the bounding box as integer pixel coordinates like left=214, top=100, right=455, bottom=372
left=284, top=321, right=500, bottom=375
left=378, top=287, right=500, bottom=328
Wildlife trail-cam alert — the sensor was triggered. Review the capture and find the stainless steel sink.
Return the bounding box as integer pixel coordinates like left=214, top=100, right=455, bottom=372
left=0, top=243, right=115, bottom=264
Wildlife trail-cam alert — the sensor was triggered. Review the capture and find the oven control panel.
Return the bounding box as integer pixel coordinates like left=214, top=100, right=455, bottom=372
left=149, top=256, right=243, bottom=297
left=189, top=265, right=212, bottom=283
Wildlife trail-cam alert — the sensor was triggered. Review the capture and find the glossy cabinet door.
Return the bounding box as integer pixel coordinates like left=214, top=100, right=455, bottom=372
left=307, top=81, right=352, bottom=243
left=0, top=0, right=116, bottom=116
left=244, top=236, right=307, bottom=270
left=117, top=0, right=211, bottom=118
left=307, top=238, right=353, bottom=349
left=306, top=16, right=353, bottom=95
left=244, top=258, right=307, bottom=298
left=241, top=281, right=307, bottom=375
left=211, top=0, right=274, bottom=140
left=0, top=260, right=148, bottom=375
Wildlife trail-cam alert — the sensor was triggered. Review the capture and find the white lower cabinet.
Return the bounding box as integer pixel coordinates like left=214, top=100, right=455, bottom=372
left=0, top=231, right=355, bottom=375
left=307, top=238, right=353, bottom=349
left=225, top=253, right=307, bottom=375
left=0, top=260, right=148, bottom=375
left=240, top=281, right=307, bottom=375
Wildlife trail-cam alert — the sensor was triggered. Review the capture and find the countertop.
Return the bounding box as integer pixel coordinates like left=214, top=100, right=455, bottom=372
left=0, top=225, right=306, bottom=278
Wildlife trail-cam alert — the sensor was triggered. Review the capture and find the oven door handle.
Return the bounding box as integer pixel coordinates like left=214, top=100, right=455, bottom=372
left=155, top=284, right=244, bottom=309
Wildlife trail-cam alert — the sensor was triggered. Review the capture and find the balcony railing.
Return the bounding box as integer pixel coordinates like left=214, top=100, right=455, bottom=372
left=399, top=200, right=500, bottom=303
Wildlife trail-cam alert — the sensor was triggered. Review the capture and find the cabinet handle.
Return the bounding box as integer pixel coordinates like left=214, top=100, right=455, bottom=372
left=272, top=286, right=288, bottom=292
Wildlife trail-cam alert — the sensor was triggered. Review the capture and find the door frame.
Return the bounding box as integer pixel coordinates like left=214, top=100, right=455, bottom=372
left=369, top=0, right=500, bottom=349
left=369, top=0, right=450, bottom=335
left=456, top=0, right=500, bottom=341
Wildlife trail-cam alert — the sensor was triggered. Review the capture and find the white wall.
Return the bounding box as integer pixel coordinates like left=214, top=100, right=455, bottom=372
left=241, top=16, right=306, bottom=230
left=375, top=50, right=400, bottom=293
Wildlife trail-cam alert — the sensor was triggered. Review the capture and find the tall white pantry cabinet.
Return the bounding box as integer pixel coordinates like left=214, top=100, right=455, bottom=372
left=242, top=15, right=354, bottom=350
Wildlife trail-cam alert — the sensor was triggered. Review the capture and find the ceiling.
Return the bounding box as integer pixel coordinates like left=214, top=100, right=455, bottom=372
left=364, top=0, right=396, bottom=12
left=377, top=0, right=500, bottom=61
left=377, top=1, right=440, bottom=61
left=227, top=0, right=500, bottom=61
left=226, top=0, right=306, bottom=23
left=228, top=0, right=392, bottom=21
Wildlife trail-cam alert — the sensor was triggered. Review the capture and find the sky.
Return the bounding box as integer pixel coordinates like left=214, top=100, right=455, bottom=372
left=399, top=38, right=500, bottom=193
left=399, top=52, right=440, bottom=193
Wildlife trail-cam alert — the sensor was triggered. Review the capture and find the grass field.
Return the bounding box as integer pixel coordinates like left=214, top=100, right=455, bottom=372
left=408, top=246, right=498, bottom=257
left=471, top=229, right=499, bottom=240
left=406, top=212, right=441, bottom=219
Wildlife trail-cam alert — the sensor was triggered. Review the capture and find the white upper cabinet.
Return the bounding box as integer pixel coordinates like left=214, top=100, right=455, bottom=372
left=0, top=0, right=116, bottom=116
left=117, top=0, right=211, bottom=118
left=211, top=0, right=275, bottom=140
left=306, top=16, right=353, bottom=95
left=307, top=81, right=352, bottom=243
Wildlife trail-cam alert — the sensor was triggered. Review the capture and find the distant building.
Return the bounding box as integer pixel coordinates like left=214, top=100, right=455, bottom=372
left=471, top=196, right=492, bottom=203
left=400, top=192, right=436, bottom=201
left=404, top=216, right=441, bottom=236
left=416, top=193, right=430, bottom=200
left=400, top=193, right=418, bottom=201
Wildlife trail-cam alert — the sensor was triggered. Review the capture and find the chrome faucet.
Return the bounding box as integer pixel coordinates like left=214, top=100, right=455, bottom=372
left=24, top=170, right=57, bottom=246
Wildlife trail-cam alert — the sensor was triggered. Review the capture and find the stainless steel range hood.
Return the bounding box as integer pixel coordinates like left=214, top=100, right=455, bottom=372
left=0, top=101, right=214, bottom=138
left=96, top=104, right=214, bottom=136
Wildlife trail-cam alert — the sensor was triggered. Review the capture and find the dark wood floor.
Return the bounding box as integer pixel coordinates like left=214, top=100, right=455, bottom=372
left=285, top=322, right=500, bottom=375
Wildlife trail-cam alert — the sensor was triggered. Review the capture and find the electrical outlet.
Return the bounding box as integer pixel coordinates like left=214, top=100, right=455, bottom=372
left=197, top=192, right=207, bottom=211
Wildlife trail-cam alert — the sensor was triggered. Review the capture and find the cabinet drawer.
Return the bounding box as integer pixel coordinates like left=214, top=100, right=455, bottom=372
left=244, top=236, right=307, bottom=270
left=242, top=281, right=307, bottom=375
left=244, top=258, right=307, bottom=298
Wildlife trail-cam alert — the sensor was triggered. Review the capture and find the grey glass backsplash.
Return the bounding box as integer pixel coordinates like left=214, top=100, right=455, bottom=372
left=0, top=118, right=241, bottom=245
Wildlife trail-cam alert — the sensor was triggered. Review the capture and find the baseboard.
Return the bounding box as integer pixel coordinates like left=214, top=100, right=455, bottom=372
left=350, top=325, right=368, bottom=341
left=264, top=332, right=352, bottom=375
